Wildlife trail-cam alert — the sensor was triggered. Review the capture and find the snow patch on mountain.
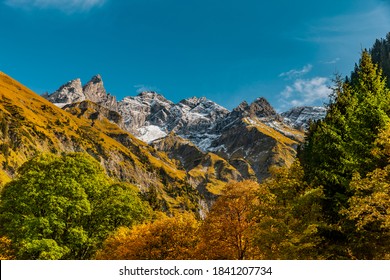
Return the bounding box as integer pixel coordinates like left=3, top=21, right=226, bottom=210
left=137, top=125, right=167, bottom=143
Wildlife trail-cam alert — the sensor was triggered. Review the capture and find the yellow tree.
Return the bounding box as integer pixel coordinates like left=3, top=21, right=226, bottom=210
left=253, top=162, right=324, bottom=259
left=342, top=126, right=390, bottom=259
left=0, top=236, right=15, bottom=260
left=95, top=213, right=200, bottom=260
left=197, top=180, right=264, bottom=260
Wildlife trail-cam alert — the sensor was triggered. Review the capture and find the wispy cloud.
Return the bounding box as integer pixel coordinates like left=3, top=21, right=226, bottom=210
left=134, top=84, right=160, bottom=94
left=292, top=2, right=390, bottom=76
left=279, top=64, right=312, bottom=80
left=279, top=77, right=331, bottom=110
left=298, top=4, right=390, bottom=45
left=322, top=57, right=340, bottom=64
left=4, top=0, right=106, bottom=13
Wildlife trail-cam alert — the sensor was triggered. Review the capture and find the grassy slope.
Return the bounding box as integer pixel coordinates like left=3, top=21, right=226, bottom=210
left=0, top=71, right=197, bottom=213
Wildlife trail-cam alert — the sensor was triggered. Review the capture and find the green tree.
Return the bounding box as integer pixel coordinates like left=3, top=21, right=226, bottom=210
left=342, top=165, right=390, bottom=259
left=300, top=51, right=390, bottom=258
left=253, top=162, right=324, bottom=259
left=0, top=153, right=151, bottom=259
left=341, top=126, right=390, bottom=259
left=369, top=32, right=390, bottom=88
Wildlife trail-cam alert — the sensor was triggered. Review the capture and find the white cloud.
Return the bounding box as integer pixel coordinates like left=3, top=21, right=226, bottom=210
left=4, top=0, right=106, bottom=12
left=279, top=77, right=332, bottom=109
left=279, top=64, right=312, bottom=80
left=134, top=84, right=159, bottom=94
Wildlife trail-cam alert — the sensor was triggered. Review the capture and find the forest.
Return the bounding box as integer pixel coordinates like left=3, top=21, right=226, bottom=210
left=1, top=41, right=390, bottom=260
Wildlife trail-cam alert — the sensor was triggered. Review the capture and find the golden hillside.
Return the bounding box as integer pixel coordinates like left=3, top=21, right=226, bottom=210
left=0, top=72, right=198, bottom=214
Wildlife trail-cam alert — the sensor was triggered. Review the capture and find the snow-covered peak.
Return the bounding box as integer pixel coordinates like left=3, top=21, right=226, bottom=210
left=281, top=106, right=327, bottom=129
left=118, top=92, right=174, bottom=135
left=179, top=96, right=208, bottom=107
left=137, top=91, right=172, bottom=103
left=178, top=97, right=229, bottom=116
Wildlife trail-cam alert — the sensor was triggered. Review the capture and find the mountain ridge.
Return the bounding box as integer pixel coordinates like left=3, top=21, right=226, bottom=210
left=0, top=72, right=202, bottom=214
left=43, top=74, right=325, bottom=182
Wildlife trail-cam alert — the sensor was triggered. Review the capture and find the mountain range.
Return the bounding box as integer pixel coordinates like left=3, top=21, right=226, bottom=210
left=0, top=72, right=326, bottom=213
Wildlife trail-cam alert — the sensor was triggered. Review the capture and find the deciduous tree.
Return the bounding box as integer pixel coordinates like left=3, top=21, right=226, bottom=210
left=253, top=162, right=324, bottom=259
left=197, top=180, right=262, bottom=260
left=96, top=213, right=199, bottom=260
left=0, top=153, right=151, bottom=259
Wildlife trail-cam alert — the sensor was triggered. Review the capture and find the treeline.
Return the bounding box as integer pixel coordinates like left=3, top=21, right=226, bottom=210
left=300, top=50, right=390, bottom=259
left=0, top=155, right=322, bottom=260
left=1, top=47, right=390, bottom=260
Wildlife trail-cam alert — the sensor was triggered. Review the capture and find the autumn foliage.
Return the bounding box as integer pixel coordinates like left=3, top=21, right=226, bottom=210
left=96, top=213, right=200, bottom=260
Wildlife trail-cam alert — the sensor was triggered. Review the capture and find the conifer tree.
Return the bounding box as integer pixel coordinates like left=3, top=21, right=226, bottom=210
left=342, top=126, right=390, bottom=259
left=300, top=51, right=390, bottom=258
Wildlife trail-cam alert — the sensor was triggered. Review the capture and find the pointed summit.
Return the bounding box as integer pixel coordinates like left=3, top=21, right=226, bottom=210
left=179, top=97, right=229, bottom=115
left=249, top=97, right=278, bottom=118
left=136, top=91, right=171, bottom=104
left=89, top=74, right=102, bottom=83
left=179, top=96, right=208, bottom=107
left=46, top=78, right=84, bottom=106
left=233, top=101, right=249, bottom=112
left=83, top=74, right=107, bottom=102
left=44, top=74, right=117, bottom=111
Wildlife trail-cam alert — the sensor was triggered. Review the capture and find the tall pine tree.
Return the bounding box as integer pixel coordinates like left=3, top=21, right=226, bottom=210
left=300, top=51, right=390, bottom=258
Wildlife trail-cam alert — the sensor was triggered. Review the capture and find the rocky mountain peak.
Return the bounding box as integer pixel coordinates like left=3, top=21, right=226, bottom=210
left=230, top=97, right=279, bottom=120
left=83, top=74, right=107, bottom=101
left=178, top=97, right=229, bottom=117
left=136, top=91, right=172, bottom=105
left=44, top=74, right=117, bottom=111
left=249, top=97, right=278, bottom=119
left=282, top=106, right=327, bottom=130
left=89, top=74, right=102, bottom=83
left=233, top=101, right=249, bottom=112
left=45, top=78, right=84, bottom=106
left=179, top=96, right=208, bottom=107
left=65, top=78, right=82, bottom=88
left=138, top=91, right=157, bottom=98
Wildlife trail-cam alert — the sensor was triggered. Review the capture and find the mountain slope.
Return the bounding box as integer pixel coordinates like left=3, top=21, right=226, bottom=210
left=0, top=71, right=200, bottom=214
left=151, top=133, right=243, bottom=206
left=45, top=75, right=307, bottom=183
left=207, top=98, right=303, bottom=181
left=281, top=106, right=327, bottom=130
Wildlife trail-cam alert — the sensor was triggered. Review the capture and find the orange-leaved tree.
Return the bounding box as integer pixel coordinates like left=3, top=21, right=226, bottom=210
left=95, top=213, right=200, bottom=260
left=197, top=180, right=263, bottom=260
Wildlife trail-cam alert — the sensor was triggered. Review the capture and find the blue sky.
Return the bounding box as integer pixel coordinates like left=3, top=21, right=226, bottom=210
left=1, top=0, right=390, bottom=111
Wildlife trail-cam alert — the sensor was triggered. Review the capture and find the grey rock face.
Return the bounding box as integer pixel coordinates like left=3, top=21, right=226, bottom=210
left=44, top=75, right=117, bottom=111
left=46, top=78, right=84, bottom=105
left=206, top=98, right=300, bottom=181
left=45, top=75, right=309, bottom=183
left=63, top=101, right=125, bottom=129
left=118, top=91, right=174, bottom=135
left=117, top=93, right=230, bottom=145
left=281, top=106, right=327, bottom=130
left=168, top=97, right=230, bottom=147
left=83, top=74, right=118, bottom=111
